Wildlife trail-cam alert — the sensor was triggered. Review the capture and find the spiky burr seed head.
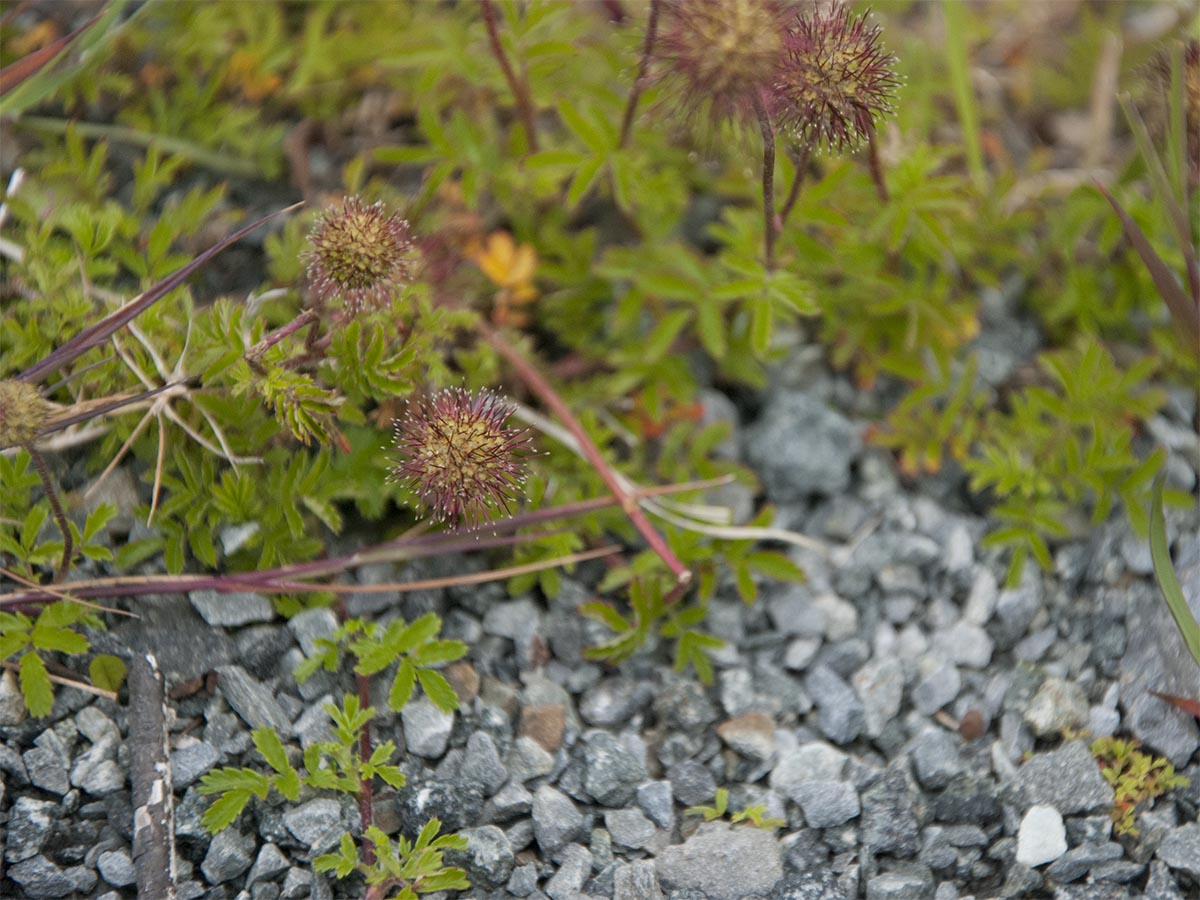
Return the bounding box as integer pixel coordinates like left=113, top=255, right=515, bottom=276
left=773, top=5, right=900, bottom=153
left=390, top=387, right=532, bottom=525
left=305, top=196, right=413, bottom=313
left=654, top=0, right=788, bottom=125
left=0, top=379, right=47, bottom=449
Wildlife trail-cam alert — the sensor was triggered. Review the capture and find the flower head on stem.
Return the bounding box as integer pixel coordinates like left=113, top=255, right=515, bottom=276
left=305, top=197, right=413, bottom=313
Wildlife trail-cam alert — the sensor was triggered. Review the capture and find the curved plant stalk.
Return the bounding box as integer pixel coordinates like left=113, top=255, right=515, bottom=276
left=0, top=481, right=710, bottom=607
left=618, top=0, right=660, bottom=150
left=1149, top=475, right=1200, bottom=668
left=479, top=320, right=693, bottom=590
left=480, top=0, right=539, bottom=153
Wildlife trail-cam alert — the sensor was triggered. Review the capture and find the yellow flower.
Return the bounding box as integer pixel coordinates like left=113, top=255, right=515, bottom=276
left=472, top=231, right=538, bottom=303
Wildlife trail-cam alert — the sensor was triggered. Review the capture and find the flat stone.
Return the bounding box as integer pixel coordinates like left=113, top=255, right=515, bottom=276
left=667, top=759, right=717, bottom=807
left=770, top=742, right=849, bottom=802
left=580, top=678, right=642, bottom=727
left=794, top=780, right=860, bottom=829
left=189, top=589, right=274, bottom=627
left=1157, top=822, right=1200, bottom=879
left=96, top=848, right=136, bottom=887
left=913, top=662, right=961, bottom=715
left=461, top=731, right=507, bottom=795
left=507, top=735, right=555, bottom=783
left=7, top=855, right=74, bottom=898
left=170, top=740, right=220, bottom=789
left=767, top=586, right=827, bottom=638
left=861, top=762, right=922, bottom=857
left=932, top=622, right=994, bottom=669
left=866, top=868, right=935, bottom=900
left=283, top=797, right=343, bottom=851
left=490, top=781, right=533, bottom=821
left=745, top=392, right=861, bottom=500
left=215, top=665, right=293, bottom=734
left=286, top=608, right=339, bottom=658
left=715, top=711, right=777, bottom=761
left=507, top=862, right=539, bottom=897
left=605, top=807, right=657, bottom=849
left=1016, top=805, right=1067, bottom=867
left=5, top=796, right=57, bottom=862
left=401, top=698, right=454, bottom=758
left=1046, top=841, right=1124, bottom=883
left=1014, top=740, right=1114, bottom=816
left=655, top=821, right=783, bottom=900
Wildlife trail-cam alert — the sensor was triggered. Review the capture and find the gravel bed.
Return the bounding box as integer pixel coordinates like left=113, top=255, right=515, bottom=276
left=2, top=344, right=1198, bottom=900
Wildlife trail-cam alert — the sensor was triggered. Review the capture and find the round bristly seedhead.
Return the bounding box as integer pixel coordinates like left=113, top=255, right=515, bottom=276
left=773, top=5, right=900, bottom=153
left=305, top=196, right=413, bottom=312
left=390, top=388, right=532, bottom=525
left=0, top=379, right=47, bottom=449
left=654, top=0, right=788, bottom=125
left=1145, top=39, right=1200, bottom=186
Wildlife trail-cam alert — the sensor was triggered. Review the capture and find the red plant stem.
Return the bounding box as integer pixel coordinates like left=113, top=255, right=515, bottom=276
left=618, top=0, right=660, bottom=150
left=480, top=0, right=539, bottom=153
left=753, top=92, right=778, bottom=271
left=244, top=308, right=320, bottom=368
left=866, top=128, right=889, bottom=203
left=478, top=320, right=692, bottom=591
left=28, top=445, right=71, bottom=582
left=601, top=0, right=626, bottom=23
left=779, top=144, right=812, bottom=229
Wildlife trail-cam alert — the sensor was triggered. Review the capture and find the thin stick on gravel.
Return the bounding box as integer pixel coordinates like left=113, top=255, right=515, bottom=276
left=129, top=652, right=177, bottom=900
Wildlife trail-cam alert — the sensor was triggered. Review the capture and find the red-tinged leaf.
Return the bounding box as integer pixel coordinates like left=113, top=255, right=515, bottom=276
left=0, top=10, right=103, bottom=97
left=17, top=202, right=303, bottom=384
left=1151, top=692, right=1200, bottom=718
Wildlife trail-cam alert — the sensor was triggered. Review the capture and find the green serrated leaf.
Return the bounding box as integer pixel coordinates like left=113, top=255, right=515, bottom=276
left=417, top=669, right=459, bottom=713
left=19, top=652, right=53, bottom=717
left=252, top=727, right=294, bottom=778
left=89, top=654, right=126, bottom=692
left=201, top=789, right=252, bottom=834
left=388, top=661, right=417, bottom=711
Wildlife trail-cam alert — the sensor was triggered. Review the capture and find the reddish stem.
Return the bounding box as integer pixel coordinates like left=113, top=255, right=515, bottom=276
left=478, top=320, right=692, bottom=591
left=618, top=0, right=660, bottom=150
left=245, top=308, right=320, bottom=370
left=480, top=0, right=539, bottom=153
left=779, top=144, right=812, bottom=230
left=752, top=92, right=778, bottom=271
left=333, top=597, right=376, bottom=868
left=866, top=127, right=889, bottom=203
left=28, top=445, right=71, bottom=582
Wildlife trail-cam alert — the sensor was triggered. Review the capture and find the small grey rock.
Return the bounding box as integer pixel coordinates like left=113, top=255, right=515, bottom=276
left=913, top=662, right=961, bottom=715
left=532, top=785, right=585, bottom=854
left=215, top=665, right=293, bottom=734
left=861, top=763, right=922, bottom=858
left=401, top=698, right=455, bottom=759
left=745, top=392, right=861, bottom=500
left=490, top=781, right=533, bottom=821
left=507, top=735, right=555, bottom=783
left=806, top=665, right=865, bottom=744
left=545, top=843, right=593, bottom=900
left=794, top=780, right=860, bottom=829
left=637, top=780, right=675, bottom=830
left=581, top=678, right=642, bottom=727
left=189, top=589, right=274, bottom=627
left=5, top=796, right=57, bottom=863
left=450, top=825, right=515, bottom=890
left=614, top=859, right=664, bottom=900
left=201, top=828, right=255, bottom=884
left=1024, top=678, right=1090, bottom=738
left=286, top=608, right=338, bottom=658
left=909, top=728, right=965, bottom=790
left=7, top=855, right=75, bottom=898
left=605, top=807, right=657, bottom=849
left=667, top=759, right=717, bottom=807
left=283, top=797, right=343, bottom=851
left=932, top=622, right=994, bottom=669
left=585, top=731, right=647, bottom=807
left=866, top=867, right=935, bottom=900
left=23, top=745, right=69, bottom=795
left=507, top=862, right=539, bottom=897
left=1014, top=741, right=1114, bottom=816
left=247, top=843, right=290, bottom=886
left=654, top=679, right=718, bottom=732
left=170, top=740, right=220, bottom=789
left=1045, top=841, right=1124, bottom=883
left=1156, top=822, right=1200, bottom=879
left=461, top=731, right=507, bottom=795
left=96, top=848, right=136, bottom=887
left=656, top=821, right=783, bottom=900
left=853, top=657, right=905, bottom=738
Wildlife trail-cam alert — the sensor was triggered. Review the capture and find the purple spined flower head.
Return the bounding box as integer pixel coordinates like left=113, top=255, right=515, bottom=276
left=654, top=0, right=790, bottom=126
left=773, top=5, right=900, bottom=153
left=0, top=379, right=47, bottom=449
left=305, top=196, right=413, bottom=313
left=390, top=388, right=532, bottom=525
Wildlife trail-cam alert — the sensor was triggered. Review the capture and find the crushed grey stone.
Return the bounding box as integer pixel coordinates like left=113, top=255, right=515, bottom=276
left=806, top=665, right=865, bottom=744
left=451, top=824, right=515, bottom=889
left=637, top=780, right=675, bottom=830
left=793, top=780, right=860, bottom=828
left=614, top=859, right=664, bottom=900
left=189, top=589, right=274, bottom=627
left=1156, top=822, right=1200, bottom=879
left=247, top=843, right=290, bottom=886
left=507, top=862, right=539, bottom=897
left=605, top=807, right=657, bottom=849
left=585, top=731, right=647, bottom=807
left=532, top=785, right=585, bottom=854
left=913, top=662, right=962, bottom=715
left=1013, top=740, right=1114, bottom=816
left=201, top=827, right=255, bottom=884
left=401, top=698, right=455, bottom=758
left=667, top=759, right=717, bottom=807
left=545, top=842, right=593, bottom=900
left=7, top=854, right=75, bottom=899
left=282, top=797, right=343, bottom=852
left=656, top=821, right=783, bottom=900
left=169, top=739, right=220, bottom=789
left=96, top=848, right=136, bottom=887
left=214, top=665, right=293, bottom=735
left=1024, top=677, right=1090, bottom=738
